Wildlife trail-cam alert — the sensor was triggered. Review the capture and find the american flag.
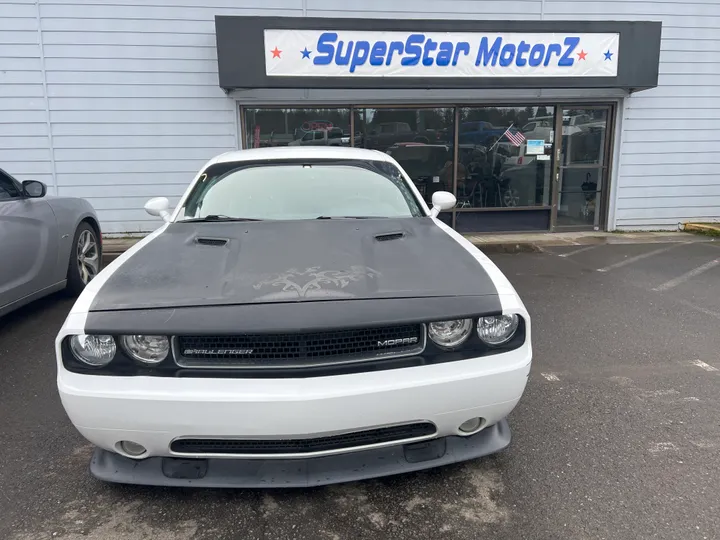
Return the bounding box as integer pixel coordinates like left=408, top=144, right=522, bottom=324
left=503, top=126, right=526, bottom=147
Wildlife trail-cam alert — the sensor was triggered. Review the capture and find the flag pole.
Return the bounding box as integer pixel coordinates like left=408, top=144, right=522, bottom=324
left=487, top=123, right=514, bottom=153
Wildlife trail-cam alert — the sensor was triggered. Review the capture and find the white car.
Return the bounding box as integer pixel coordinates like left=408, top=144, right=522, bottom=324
left=56, top=147, right=531, bottom=488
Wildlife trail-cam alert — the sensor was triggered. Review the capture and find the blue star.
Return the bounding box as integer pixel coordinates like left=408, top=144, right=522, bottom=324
left=604, top=50, right=613, bottom=61
left=301, top=47, right=312, bottom=59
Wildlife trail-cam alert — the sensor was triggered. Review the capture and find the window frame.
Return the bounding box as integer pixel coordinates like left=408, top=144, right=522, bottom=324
left=0, top=169, right=23, bottom=201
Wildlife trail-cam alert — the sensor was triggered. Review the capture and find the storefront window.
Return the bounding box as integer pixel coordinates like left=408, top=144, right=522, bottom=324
left=456, top=106, right=555, bottom=209
left=354, top=108, right=455, bottom=210
left=244, top=108, right=351, bottom=148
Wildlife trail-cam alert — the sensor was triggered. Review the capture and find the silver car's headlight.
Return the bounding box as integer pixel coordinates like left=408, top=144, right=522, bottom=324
left=70, top=334, right=116, bottom=367
left=121, top=335, right=170, bottom=364
left=477, top=315, right=519, bottom=345
left=428, top=319, right=473, bottom=349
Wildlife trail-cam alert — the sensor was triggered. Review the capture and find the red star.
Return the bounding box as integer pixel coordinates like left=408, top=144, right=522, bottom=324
left=270, top=46, right=282, bottom=59
left=577, top=49, right=587, bottom=61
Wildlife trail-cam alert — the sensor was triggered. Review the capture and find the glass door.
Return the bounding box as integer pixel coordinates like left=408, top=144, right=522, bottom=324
left=552, top=106, right=613, bottom=230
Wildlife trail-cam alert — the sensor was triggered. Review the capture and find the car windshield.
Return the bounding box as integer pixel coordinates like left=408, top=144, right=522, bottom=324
left=179, top=160, right=423, bottom=221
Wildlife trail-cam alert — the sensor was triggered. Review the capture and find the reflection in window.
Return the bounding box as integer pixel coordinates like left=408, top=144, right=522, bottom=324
left=560, top=109, right=608, bottom=166
left=354, top=108, right=454, bottom=206
left=456, top=106, right=555, bottom=209
left=244, top=108, right=351, bottom=148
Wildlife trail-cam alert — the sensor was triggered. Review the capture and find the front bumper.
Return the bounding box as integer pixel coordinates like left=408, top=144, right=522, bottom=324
left=59, top=345, right=530, bottom=484
left=90, top=419, right=511, bottom=488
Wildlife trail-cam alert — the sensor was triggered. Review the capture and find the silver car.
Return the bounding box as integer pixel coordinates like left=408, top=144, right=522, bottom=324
left=0, top=168, right=101, bottom=316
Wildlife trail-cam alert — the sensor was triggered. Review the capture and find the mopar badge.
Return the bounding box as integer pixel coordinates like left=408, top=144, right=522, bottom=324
left=377, top=337, right=418, bottom=347
left=184, top=349, right=254, bottom=355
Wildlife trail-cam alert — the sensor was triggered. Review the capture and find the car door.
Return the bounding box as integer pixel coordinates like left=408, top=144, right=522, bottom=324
left=0, top=171, right=59, bottom=310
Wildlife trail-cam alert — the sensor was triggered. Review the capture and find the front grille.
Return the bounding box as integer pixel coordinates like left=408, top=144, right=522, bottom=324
left=170, top=422, right=436, bottom=455
left=174, top=324, right=424, bottom=368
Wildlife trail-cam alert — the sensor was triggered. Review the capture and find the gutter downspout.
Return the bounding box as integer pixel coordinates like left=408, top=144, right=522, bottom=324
left=35, top=0, right=58, bottom=195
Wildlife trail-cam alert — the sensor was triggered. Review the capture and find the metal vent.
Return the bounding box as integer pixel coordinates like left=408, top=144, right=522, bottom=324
left=195, top=237, right=228, bottom=247
left=375, top=232, right=405, bottom=242
left=174, top=324, right=425, bottom=369
left=170, top=422, right=436, bottom=455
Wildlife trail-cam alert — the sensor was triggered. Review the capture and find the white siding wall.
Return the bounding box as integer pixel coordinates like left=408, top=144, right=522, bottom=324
left=0, top=1, right=53, bottom=189
left=542, top=0, right=720, bottom=229
left=1, top=0, right=718, bottom=232
left=37, top=0, right=303, bottom=233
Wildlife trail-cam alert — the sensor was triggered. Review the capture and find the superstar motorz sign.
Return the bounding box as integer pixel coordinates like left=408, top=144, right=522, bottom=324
left=264, top=29, right=619, bottom=78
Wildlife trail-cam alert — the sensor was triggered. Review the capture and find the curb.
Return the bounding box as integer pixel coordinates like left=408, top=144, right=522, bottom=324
left=683, top=223, right=720, bottom=235
left=471, top=242, right=543, bottom=254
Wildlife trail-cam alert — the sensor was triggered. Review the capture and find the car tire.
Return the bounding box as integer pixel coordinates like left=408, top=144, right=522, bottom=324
left=66, top=222, right=100, bottom=296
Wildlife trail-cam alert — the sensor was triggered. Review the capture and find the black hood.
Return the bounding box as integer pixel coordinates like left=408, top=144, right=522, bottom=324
left=89, top=218, right=499, bottom=311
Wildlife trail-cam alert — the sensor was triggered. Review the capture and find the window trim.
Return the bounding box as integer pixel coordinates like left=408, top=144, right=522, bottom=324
left=0, top=169, right=24, bottom=201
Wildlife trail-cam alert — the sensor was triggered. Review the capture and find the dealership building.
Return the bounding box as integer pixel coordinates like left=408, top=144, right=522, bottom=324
left=3, top=1, right=719, bottom=234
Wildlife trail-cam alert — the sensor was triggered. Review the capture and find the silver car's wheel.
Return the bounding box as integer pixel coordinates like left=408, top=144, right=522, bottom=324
left=66, top=222, right=101, bottom=296
left=76, top=229, right=99, bottom=284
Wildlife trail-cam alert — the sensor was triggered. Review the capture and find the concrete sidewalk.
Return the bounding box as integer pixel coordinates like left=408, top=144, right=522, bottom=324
left=101, top=230, right=716, bottom=262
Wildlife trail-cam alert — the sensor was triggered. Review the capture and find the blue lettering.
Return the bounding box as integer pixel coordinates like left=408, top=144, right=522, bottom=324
left=475, top=37, right=501, bottom=66
left=529, top=44, right=545, bottom=66
left=335, top=40, right=353, bottom=66
left=436, top=41, right=453, bottom=66
left=422, top=38, right=438, bottom=66
left=350, top=40, right=370, bottom=72
left=402, top=34, right=424, bottom=66
left=452, top=42, right=470, bottom=66
left=544, top=43, right=562, bottom=66
left=499, top=43, right=516, bottom=67
left=386, top=41, right=404, bottom=65
left=313, top=32, right=336, bottom=65
left=516, top=41, right=530, bottom=66
left=558, top=37, right=578, bottom=66
left=369, top=41, right=387, bottom=66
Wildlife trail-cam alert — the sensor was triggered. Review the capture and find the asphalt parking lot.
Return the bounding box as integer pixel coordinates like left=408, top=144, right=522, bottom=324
left=1, top=238, right=719, bottom=540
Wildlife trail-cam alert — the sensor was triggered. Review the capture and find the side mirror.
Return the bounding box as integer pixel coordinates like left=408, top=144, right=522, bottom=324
left=22, top=180, right=46, bottom=198
left=430, top=191, right=456, bottom=218
left=144, top=197, right=171, bottom=222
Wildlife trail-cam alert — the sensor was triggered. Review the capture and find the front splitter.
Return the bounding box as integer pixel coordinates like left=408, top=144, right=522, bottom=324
left=89, top=419, right=511, bottom=488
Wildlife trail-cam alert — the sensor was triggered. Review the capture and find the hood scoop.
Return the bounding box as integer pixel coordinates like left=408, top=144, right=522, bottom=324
left=374, top=231, right=406, bottom=242
left=195, top=237, right=229, bottom=247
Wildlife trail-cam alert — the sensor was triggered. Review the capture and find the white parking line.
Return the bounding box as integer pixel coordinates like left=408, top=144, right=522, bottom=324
left=596, top=244, right=680, bottom=273
left=541, top=372, right=560, bottom=381
left=558, top=245, right=599, bottom=258
left=691, top=359, right=718, bottom=372
left=652, top=259, right=720, bottom=292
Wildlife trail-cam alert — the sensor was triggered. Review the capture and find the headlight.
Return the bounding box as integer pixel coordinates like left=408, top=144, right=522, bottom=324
left=428, top=319, right=473, bottom=349
left=477, top=315, right=519, bottom=345
left=121, top=335, right=170, bottom=364
left=70, top=334, right=116, bottom=367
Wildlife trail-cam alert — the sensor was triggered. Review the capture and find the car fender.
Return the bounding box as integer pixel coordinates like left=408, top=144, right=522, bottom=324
left=45, top=197, right=101, bottom=283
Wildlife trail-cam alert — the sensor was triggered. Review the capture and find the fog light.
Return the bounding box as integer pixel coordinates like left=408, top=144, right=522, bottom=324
left=458, top=418, right=483, bottom=434
left=119, top=440, right=147, bottom=457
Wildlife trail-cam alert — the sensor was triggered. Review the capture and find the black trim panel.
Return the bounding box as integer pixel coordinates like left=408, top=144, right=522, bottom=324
left=215, top=16, right=661, bottom=91
left=63, top=318, right=525, bottom=378
left=84, top=295, right=502, bottom=335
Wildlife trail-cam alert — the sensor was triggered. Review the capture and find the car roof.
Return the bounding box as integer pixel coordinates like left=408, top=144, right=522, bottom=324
left=212, top=146, right=392, bottom=165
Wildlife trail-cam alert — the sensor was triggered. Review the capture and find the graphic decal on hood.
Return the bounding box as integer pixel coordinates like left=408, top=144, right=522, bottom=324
left=253, top=266, right=381, bottom=300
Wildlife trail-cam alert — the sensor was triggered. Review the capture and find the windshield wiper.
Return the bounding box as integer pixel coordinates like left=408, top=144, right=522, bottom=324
left=180, top=215, right=262, bottom=223
left=316, top=216, right=385, bottom=220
